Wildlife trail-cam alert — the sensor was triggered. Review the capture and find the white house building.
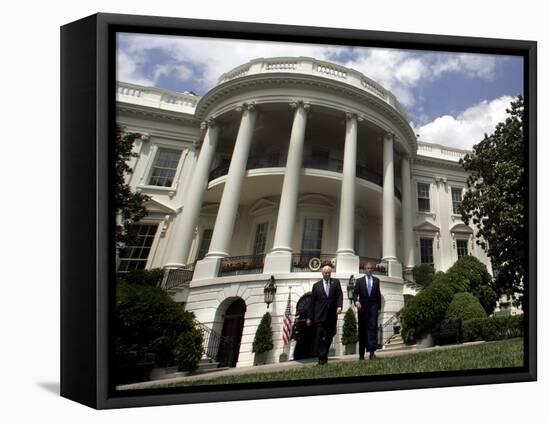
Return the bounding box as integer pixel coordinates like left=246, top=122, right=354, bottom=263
left=116, top=57, right=493, bottom=368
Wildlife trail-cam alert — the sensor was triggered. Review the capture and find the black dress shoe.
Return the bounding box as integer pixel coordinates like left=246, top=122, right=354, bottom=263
left=369, top=351, right=376, bottom=360
left=359, top=356, right=365, bottom=361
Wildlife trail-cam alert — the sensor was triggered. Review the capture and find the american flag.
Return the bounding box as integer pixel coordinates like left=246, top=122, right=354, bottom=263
left=282, top=291, right=293, bottom=345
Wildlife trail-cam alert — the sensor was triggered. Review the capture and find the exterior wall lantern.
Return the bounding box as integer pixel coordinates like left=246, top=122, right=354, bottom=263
left=347, top=274, right=355, bottom=304
left=264, top=275, right=277, bottom=308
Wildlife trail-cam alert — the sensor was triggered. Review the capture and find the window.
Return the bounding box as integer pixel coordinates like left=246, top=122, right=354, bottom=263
left=118, top=224, right=158, bottom=271
left=456, top=239, right=468, bottom=258
left=252, top=222, right=268, bottom=256
left=420, top=238, right=434, bottom=266
left=417, top=182, right=431, bottom=212
left=451, top=187, right=463, bottom=214
left=301, top=218, right=323, bottom=257
left=148, top=148, right=182, bottom=187
left=196, top=229, right=213, bottom=261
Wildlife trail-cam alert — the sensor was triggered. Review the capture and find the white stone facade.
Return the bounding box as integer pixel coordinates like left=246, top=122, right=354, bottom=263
left=116, top=57, right=492, bottom=368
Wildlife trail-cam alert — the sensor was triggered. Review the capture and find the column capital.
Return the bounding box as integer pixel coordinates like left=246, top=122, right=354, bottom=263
left=236, top=102, right=256, bottom=113
left=289, top=100, right=310, bottom=112
left=345, top=112, right=357, bottom=122
left=200, top=117, right=217, bottom=130
left=140, top=133, right=151, bottom=142
left=383, top=132, right=395, bottom=143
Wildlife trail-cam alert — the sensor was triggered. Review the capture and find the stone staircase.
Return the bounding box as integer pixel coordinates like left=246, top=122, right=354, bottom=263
left=382, top=333, right=415, bottom=352
left=196, top=358, right=229, bottom=374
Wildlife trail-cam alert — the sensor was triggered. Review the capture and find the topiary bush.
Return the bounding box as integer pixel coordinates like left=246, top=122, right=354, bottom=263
left=252, top=312, right=273, bottom=354
left=341, top=308, right=358, bottom=346
left=412, top=263, right=435, bottom=287
left=447, top=255, right=491, bottom=292
left=400, top=273, right=458, bottom=343
left=174, top=328, right=204, bottom=372
left=445, top=292, right=487, bottom=323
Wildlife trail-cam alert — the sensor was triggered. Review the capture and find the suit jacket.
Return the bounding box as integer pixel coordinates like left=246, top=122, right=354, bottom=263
left=308, top=278, right=343, bottom=326
left=353, top=275, right=382, bottom=316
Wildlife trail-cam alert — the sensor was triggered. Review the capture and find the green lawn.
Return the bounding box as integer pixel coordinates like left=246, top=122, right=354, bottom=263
left=157, top=337, right=524, bottom=388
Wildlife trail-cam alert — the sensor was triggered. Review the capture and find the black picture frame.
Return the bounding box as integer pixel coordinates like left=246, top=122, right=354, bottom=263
left=60, top=12, right=537, bottom=409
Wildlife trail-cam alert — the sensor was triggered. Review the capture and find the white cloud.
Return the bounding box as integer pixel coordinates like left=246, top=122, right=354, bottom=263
left=433, top=53, right=497, bottom=80
left=116, top=49, right=154, bottom=87
left=412, top=95, right=514, bottom=149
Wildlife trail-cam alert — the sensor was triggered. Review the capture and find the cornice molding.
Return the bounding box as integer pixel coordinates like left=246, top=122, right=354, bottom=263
left=195, top=73, right=417, bottom=155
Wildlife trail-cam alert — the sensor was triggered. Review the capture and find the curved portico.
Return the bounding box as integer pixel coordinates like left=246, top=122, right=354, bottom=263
left=165, top=57, right=417, bottom=281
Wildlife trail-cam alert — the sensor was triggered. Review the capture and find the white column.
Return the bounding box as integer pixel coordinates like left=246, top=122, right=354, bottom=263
left=164, top=120, right=220, bottom=268
left=264, top=101, right=308, bottom=273
left=336, top=113, right=360, bottom=273
left=401, top=154, right=415, bottom=276
left=193, top=104, right=257, bottom=280
left=382, top=133, right=402, bottom=278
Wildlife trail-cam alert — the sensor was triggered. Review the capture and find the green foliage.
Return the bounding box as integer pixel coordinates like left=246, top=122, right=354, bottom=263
left=473, top=285, right=499, bottom=315
left=462, top=315, right=524, bottom=342
left=445, top=292, right=487, bottom=323
left=412, top=263, right=435, bottom=287
left=252, top=313, right=273, bottom=354
left=341, top=308, right=358, bottom=346
left=174, top=328, right=204, bottom=372
left=447, top=255, right=491, bottom=292
left=115, top=280, right=199, bottom=369
left=115, top=125, right=150, bottom=246
left=121, top=268, right=165, bottom=287
left=400, top=273, right=456, bottom=343
left=459, top=96, right=525, bottom=300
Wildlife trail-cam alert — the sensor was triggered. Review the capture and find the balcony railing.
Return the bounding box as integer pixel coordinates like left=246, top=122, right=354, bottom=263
left=358, top=257, right=388, bottom=276
left=162, top=263, right=195, bottom=290
left=378, top=311, right=401, bottom=347
left=292, top=253, right=337, bottom=272
left=218, top=254, right=266, bottom=277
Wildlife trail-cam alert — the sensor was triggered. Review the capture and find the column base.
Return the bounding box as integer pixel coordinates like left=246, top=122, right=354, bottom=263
left=336, top=253, right=359, bottom=274
left=192, top=257, right=222, bottom=280
left=383, top=259, right=403, bottom=279
left=263, top=251, right=292, bottom=274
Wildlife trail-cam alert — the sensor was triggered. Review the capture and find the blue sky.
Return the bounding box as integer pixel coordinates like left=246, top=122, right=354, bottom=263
left=117, top=33, right=523, bottom=150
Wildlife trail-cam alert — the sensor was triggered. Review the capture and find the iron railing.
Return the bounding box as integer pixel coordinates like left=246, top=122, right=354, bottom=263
left=291, top=253, right=337, bottom=272
left=194, top=319, right=228, bottom=362
left=358, top=257, right=388, bottom=275
left=218, top=254, right=266, bottom=277
left=207, top=154, right=402, bottom=202
left=162, top=263, right=195, bottom=290
left=377, top=311, right=401, bottom=347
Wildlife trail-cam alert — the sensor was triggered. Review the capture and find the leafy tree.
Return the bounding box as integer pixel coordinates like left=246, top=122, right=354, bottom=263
left=341, top=308, right=358, bottom=346
left=115, top=125, right=150, bottom=246
left=459, top=96, right=525, bottom=302
left=472, top=284, right=499, bottom=315
left=252, top=313, right=273, bottom=354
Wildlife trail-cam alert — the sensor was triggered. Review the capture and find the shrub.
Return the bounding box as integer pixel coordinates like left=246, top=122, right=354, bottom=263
left=412, top=264, right=435, bottom=287
left=341, top=308, right=358, bottom=346
left=400, top=274, right=456, bottom=343
left=120, top=268, right=165, bottom=287
left=445, top=292, right=487, bottom=323
left=447, top=256, right=491, bottom=292
left=174, top=328, right=204, bottom=372
left=473, top=285, right=499, bottom=315
left=115, top=280, right=198, bottom=371
left=252, top=313, right=273, bottom=354
left=463, top=315, right=524, bottom=342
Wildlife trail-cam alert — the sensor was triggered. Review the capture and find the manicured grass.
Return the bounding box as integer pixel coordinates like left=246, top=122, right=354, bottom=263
left=157, top=337, right=524, bottom=388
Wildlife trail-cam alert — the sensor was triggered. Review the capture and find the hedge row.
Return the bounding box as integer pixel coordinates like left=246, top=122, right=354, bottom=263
left=434, top=315, right=524, bottom=345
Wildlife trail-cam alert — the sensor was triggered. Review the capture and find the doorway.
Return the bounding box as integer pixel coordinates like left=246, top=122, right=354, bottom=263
left=217, top=298, right=246, bottom=367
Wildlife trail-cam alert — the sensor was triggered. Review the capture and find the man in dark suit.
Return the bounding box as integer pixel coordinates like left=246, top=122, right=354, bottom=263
left=307, top=265, right=343, bottom=365
left=354, top=262, right=382, bottom=360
